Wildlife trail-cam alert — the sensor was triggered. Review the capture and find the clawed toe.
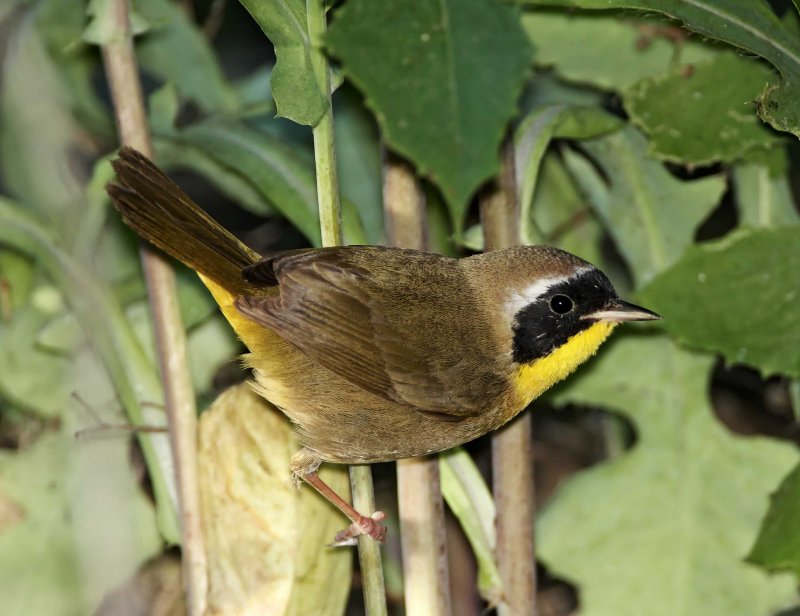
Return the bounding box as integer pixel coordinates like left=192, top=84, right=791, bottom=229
left=330, top=511, right=387, bottom=546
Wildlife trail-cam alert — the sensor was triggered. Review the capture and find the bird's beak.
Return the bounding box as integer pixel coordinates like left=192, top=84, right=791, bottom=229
left=583, top=299, right=661, bottom=322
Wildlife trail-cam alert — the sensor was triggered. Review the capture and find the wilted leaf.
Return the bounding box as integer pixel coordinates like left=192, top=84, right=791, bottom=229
left=542, top=333, right=798, bottom=616
left=733, top=148, right=800, bottom=228
left=522, top=11, right=715, bottom=91
left=640, top=226, right=800, bottom=378
left=748, top=462, right=800, bottom=580
left=237, top=0, right=327, bottom=126
left=327, top=0, right=533, bottom=233
left=562, top=126, right=726, bottom=287
left=524, top=0, right=800, bottom=137
left=625, top=52, right=781, bottom=165
left=198, top=384, right=351, bottom=616
left=96, top=553, right=186, bottom=616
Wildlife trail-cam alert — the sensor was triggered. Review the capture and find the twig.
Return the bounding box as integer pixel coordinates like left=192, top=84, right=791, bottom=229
left=71, top=392, right=168, bottom=439
left=480, top=141, right=537, bottom=616
left=100, top=2, right=207, bottom=613
left=203, top=0, right=228, bottom=40
left=305, top=0, right=387, bottom=612
left=384, top=153, right=451, bottom=616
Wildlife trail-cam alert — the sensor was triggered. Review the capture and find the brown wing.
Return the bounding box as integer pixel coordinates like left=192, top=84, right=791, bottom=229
left=235, top=246, right=507, bottom=417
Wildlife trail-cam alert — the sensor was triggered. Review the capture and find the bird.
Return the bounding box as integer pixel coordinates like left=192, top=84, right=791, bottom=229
left=107, top=146, right=660, bottom=543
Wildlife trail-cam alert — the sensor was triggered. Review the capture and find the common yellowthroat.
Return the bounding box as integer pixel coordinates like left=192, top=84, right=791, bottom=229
left=108, top=147, right=659, bottom=542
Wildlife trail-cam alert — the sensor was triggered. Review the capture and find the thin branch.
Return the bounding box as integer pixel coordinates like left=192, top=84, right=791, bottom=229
left=384, top=153, right=451, bottom=616
left=305, top=0, right=387, bottom=612
left=100, top=2, right=207, bottom=613
left=480, top=140, right=537, bottom=616
left=203, top=0, right=228, bottom=40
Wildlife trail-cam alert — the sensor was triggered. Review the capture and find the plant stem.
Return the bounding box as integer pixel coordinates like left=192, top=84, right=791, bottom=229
left=481, top=141, right=537, bottom=616
left=351, top=464, right=388, bottom=616
left=307, top=0, right=342, bottom=248
left=384, top=153, right=451, bottom=616
left=101, top=1, right=207, bottom=614
left=306, top=0, right=387, bottom=612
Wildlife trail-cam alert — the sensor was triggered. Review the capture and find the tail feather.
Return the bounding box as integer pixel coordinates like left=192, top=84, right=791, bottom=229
left=107, top=147, right=260, bottom=294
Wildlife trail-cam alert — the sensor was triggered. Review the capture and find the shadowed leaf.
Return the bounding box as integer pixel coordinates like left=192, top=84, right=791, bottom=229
left=327, top=0, right=533, bottom=233
left=625, top=52, right=781, bottom=165
left=238, top=0, right=327, bottom=126
left=562, top=126, right=726, bottom=287
left=640, top=227, right=800, bottom=378
left=524, top=0, right=800, bottom=137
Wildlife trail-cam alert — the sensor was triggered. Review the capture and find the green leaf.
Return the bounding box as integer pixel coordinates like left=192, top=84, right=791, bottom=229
left=36, top=311, right=83, bottom=355
left=0, top=287, right=73, bottom=417
left=156, top=120, right=367, bottom=245
left=0, top=424, right=161, bottom=615
left=519, top=71, right=606, bottom=112
left=132, top=0, right=237, bottom=113
left=175, top=268, right=218, bottom=331
left=462, top=150, right=612, bottom=265
left=327, top=0, right=534, bottom=233
left=237, top=0, right=327, bottom=126
left=561, top=126, right=726, bottom=287
left=748, top=462, right=800, bottom=580
left=0, top=249, right=34, bottom=312
left=625, top=52, right=781, bottom=165
left=186, top=316, right=239, bottom=396
left=542, top=333, right=798, bottom=616
left=83, top=0, right=148, bottom=45
left=640, top=226, right=800, bottom=378
left=0, top=198, right=180, bottom=541
left=36, top=0, right=115, bottom=136
left=333, top=87, right=385, bottom=245
left=522, top=11, right=716, bottom=91
left=523, top=0, right=800, bottom=137
left=159, top=121, right=321, bottom=241
left=732, top=148, right=800, bottom=228
left=232, top=65, right=275, bottom=115
left=515, top=104, right=622, bottom=244
left=530, top=153, right=608, bottom=269
left=0, top=14, right=84, bottom=228
left=440, top=448, right=503, bottom=606
left=154, top=138, right=272, bottom=218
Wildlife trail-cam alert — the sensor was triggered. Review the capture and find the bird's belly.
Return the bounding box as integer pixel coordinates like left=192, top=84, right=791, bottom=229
left=244, top=338, right=512, bottom=463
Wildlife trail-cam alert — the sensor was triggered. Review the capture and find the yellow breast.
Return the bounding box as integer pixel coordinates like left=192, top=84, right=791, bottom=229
left=512, top=321, right=616, bottom=407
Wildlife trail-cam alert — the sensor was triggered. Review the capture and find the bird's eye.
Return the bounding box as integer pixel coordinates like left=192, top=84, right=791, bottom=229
left=549, top=294, right=574, bottom=314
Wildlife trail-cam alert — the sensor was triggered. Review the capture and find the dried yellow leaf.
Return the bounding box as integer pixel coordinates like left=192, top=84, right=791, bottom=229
left=199, top=384, right=351, bottom=616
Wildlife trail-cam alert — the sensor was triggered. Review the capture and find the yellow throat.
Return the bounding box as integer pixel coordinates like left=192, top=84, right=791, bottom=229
left=513, top=321, right=616, bottom=407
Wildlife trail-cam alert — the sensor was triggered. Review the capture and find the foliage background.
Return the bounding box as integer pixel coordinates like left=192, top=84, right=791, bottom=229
left=0, top=0, right=799, bottom=614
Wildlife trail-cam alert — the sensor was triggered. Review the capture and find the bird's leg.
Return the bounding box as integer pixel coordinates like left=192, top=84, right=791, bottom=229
left=301, top=471, right=387, bottom=545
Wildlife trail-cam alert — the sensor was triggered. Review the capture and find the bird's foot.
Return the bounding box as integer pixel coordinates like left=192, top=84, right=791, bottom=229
left=330, top=511, right=387, bottom=547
